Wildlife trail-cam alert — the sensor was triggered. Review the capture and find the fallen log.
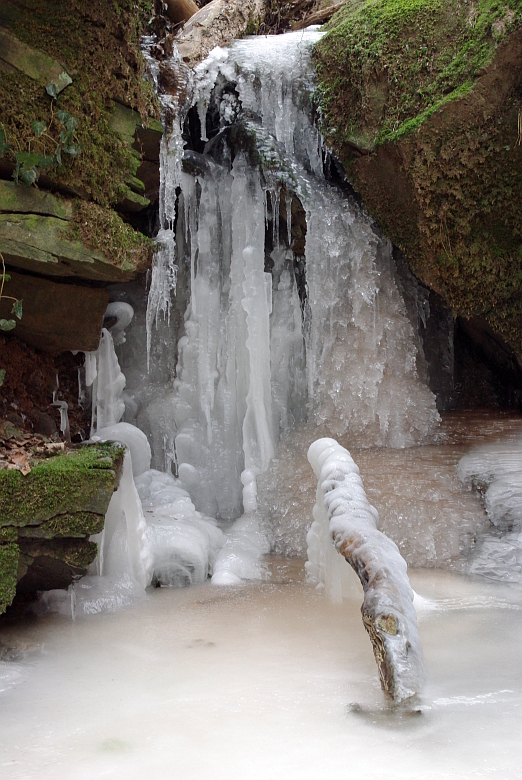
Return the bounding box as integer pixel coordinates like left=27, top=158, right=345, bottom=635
left=291, top=2, right=345, bottom=30
left=307, top=437, right=425, bottom=705
left=165, top=0, right=199, bottom=25
left=175, top=0, right=267, bottom=66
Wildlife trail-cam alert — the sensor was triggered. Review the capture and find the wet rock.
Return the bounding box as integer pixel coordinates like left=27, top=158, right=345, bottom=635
left=31, top=412, right=57, bottom=439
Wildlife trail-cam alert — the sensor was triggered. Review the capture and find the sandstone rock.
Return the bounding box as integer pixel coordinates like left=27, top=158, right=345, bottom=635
left=0, top=270, right=109, bottom=353
left=0, top=182, right=147, bottom=282
left=0, top=442, right=125, bottom=613
left=315, top=0, right=522, bottom=360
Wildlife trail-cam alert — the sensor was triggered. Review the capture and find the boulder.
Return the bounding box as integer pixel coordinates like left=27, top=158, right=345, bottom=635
left=175, top=0, right=267, bottom=66
left=315, top=0, right=522, bottom=361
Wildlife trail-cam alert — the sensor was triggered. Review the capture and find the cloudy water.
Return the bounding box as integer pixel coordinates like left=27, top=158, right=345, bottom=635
left=1, top=558, right=522, bottom=780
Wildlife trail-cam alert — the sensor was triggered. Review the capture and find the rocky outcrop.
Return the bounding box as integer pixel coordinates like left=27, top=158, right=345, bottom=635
left=315, top=0, right=522, bottom=362
left=0, top=442, right=125, bottom=613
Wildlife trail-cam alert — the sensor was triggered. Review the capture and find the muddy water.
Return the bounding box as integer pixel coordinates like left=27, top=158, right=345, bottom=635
left=1, top=412, right=522, bottom=780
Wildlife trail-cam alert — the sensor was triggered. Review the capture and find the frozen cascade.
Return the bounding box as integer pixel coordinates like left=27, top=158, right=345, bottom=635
left=136, top=29, right=440, bottom=551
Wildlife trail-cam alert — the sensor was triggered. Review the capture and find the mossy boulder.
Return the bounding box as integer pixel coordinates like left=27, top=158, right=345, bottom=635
left=0, top=442, right=125, bottom=613
left=315, top=0, right=522, bottom=359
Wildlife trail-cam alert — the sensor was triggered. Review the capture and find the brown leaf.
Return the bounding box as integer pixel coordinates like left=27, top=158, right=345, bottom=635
left=10, top=450, right=31, bottom=475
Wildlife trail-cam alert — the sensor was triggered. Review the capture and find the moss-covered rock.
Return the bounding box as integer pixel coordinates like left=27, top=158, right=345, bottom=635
left=0, top=442, right=125, bottom=613
left=0, top=0, right=160, bottom=208
left=0, top=443, right=124, bottom=528
left=0, top=180, right=152, bottom=283
left=0, top=541, right=18, bottom=613
left=315, top=0, right=522, bottom=359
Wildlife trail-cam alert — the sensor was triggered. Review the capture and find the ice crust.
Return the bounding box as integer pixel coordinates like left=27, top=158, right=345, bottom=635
left=458, top=434, right=522, bottom=583
left=306, top=437, right=425, bottom=702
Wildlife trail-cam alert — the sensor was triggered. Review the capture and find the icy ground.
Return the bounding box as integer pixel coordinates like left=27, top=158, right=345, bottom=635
left=1, top=561, right=522, bottom=780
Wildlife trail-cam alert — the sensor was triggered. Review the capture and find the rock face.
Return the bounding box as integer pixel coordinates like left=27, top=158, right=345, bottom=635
left=315, top=0, right=522, bottom=362
left=0, top=442, right=125, bottom=613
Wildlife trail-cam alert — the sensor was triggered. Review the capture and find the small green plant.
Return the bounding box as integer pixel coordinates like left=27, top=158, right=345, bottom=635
left=0, top=94, right=81, bottom=186
left=0, top=250, right=23, bottom=387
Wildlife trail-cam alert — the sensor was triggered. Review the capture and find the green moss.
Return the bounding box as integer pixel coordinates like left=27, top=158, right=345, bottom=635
left=0, top=542, right=19, bottom=613
left=313, top=0, right=522, bottom=358
left=315, top=0, right=521, bottom=149
left=18, top=512, right=105, bottom=539
left=54, top=539, right=98, bottom=570
left=0, top=443, right=124, bottom=529
left=68, top=200, right=153, bottom=273
left=0, top=0, right=161, bottom=207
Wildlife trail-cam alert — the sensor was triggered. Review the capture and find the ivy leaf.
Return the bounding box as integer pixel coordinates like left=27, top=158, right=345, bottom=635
left=58, top=110, right=79, bottom=132
left=65, top=115, right=79, bottom=132
left=31, top=120, right=47, bottom=137
left=38, top=154, right=56, bottom=170
left=16, top=151, right=41, bottom=168
left=19, top=167, right=39, bottom=186
left=64, top=144, right=80, bottom=157
left=0, top=129, right=9, bottom=156
left=11, top=299, right=22, bottom=320
left=46, top=82, right=58, bottom=98
left=3, top=274, right=10, bottom=282
left=0, top=369, right=5, bottom=387
left=54, top=145, right=62, bottom=165
left=0, top=319, right=16, bottom=331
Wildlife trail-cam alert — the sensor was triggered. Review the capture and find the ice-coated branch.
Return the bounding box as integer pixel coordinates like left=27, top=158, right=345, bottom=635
left=307, top=438, right=425, bottom=705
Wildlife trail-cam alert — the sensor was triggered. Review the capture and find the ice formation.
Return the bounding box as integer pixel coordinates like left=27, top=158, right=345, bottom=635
left=129, top=29, right=439, bottom=541
left=306, top=437, right=425, bottom=703
left=458, top=434, right=522, bottom=583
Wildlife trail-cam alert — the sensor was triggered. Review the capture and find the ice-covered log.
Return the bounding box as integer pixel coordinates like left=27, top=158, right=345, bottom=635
left=307, top=438, right=425, bottom=705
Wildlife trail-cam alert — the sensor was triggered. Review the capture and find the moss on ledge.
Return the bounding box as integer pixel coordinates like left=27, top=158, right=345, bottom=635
left=0, top=442, right=124, bottom=528
left=314, top=0, right=522, bottom=358
left=69, top=200, right=153, bottom=275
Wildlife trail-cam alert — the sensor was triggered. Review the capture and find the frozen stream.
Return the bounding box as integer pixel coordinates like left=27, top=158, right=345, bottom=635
left=1, top=412, right=522, bottom=779
left=1, top=562, right=522, bottom=780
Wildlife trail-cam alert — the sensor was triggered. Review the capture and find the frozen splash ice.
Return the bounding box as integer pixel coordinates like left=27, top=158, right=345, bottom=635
left=458, top=432, right=522, bottom=583
left=138, top=29, right=439, bottom=533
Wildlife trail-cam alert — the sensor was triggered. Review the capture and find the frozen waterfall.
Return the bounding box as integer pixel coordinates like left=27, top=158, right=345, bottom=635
left=119, top=29, right=439, bottom=542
